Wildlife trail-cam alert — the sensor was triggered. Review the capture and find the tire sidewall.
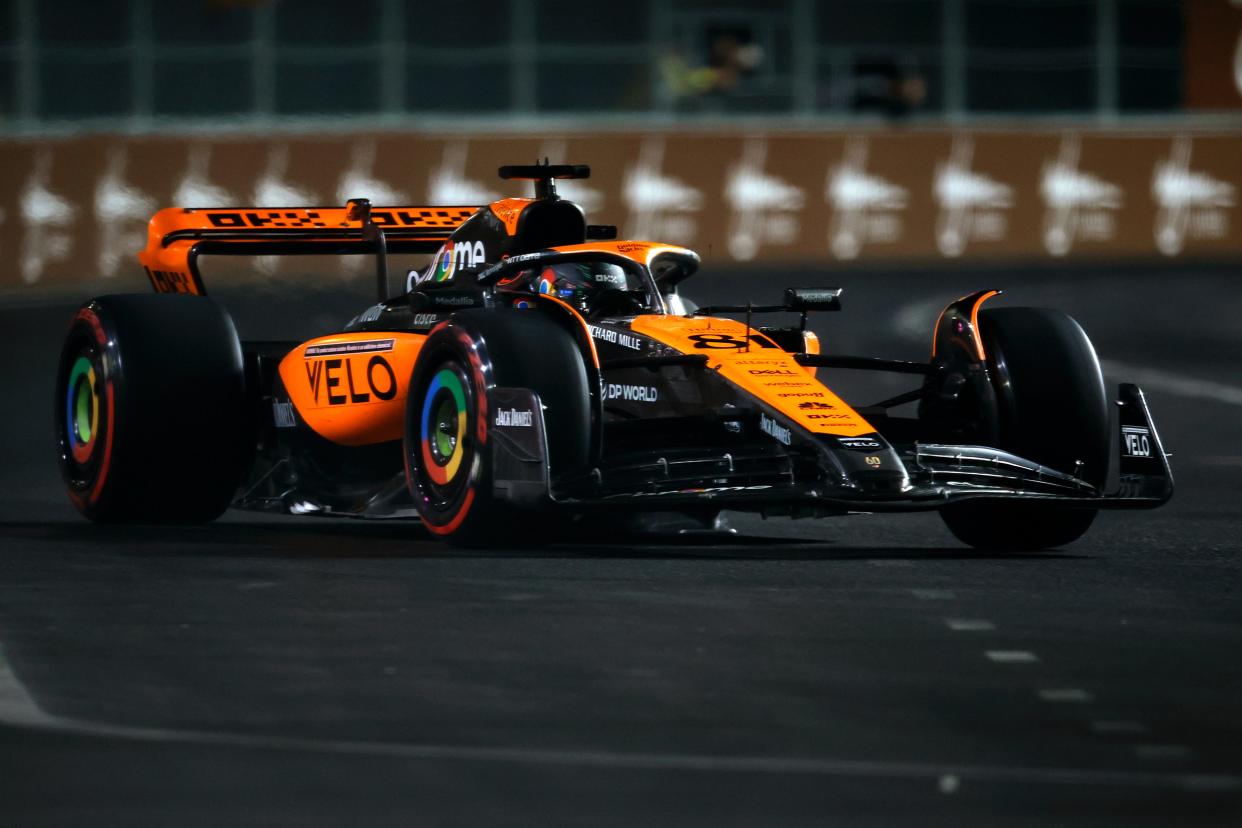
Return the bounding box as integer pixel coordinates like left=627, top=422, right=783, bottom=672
left=979, top=307, right=1109, bottom=488
left=56, top=303, right=122, bottom=518
left=404, top=309, right=592, bottom=542
left=55, top=294, right=248, bottom=523
left=404, top=323, right=493, bottom=537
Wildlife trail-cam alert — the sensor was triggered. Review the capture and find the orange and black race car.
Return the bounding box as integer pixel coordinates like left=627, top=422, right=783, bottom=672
left=56, top=164, right=1171, bottom=547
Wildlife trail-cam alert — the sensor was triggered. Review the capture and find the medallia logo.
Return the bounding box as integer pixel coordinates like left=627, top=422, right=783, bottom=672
left=1041, top=135, right=1123, bottom=257
left=1151, top=136, right=1235, bottom=256
left=934, top=136, right=1013, bottom=258
left=825, top=138, right=908, bottom=260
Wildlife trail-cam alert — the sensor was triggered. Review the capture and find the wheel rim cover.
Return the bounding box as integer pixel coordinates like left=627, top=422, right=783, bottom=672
left=66, top=355, right=100, bottom=465
left=419, top=367, right=469, bottom=488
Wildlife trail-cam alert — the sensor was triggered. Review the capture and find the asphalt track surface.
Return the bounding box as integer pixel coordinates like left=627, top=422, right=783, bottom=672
left=1, top=262, right=1240, bottom=826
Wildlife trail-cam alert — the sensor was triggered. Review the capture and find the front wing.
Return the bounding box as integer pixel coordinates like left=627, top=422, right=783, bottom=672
left=490, top=383, right=1172, bottom=515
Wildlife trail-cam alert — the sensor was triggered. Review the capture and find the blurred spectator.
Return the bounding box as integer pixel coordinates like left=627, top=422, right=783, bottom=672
left=836, top=58, right=927, bottom=119
left=657, top=27, right=766, bottom=110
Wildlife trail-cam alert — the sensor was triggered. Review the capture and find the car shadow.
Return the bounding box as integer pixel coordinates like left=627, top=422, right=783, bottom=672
left=0, top=518, right=1081, bottom=562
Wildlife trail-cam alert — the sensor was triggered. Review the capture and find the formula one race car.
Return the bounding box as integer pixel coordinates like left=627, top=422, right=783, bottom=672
left=56, top=163, right=1172, bottom=548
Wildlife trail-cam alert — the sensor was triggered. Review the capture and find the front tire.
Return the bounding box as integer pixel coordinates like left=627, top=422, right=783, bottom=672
left=404, top=309, right=590, bottom=546
left=940, top=307, right=1108, bottom=550
left=55, top=294, right=249, bottom=522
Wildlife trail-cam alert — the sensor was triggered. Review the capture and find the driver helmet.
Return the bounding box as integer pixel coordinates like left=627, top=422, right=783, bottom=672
left=534, top=261, right=629, bottom=311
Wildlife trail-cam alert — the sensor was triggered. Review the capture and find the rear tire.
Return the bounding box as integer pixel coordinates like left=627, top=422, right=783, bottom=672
left=404, top=309, right=590, bottom=546
left=940, top=307, right=1107, bottom=550
left=55, top=295, right=250, bottom=523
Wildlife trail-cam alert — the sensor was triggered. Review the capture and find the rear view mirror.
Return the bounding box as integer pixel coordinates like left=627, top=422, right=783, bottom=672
left=784, top=287, right=842, bottom=312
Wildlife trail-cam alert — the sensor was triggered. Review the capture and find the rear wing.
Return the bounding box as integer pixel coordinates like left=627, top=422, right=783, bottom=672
left=138, top=200, right=479, bottom=298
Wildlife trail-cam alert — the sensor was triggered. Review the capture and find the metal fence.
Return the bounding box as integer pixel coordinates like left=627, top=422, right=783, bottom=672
left=0, top=0, right=1191, bottom=132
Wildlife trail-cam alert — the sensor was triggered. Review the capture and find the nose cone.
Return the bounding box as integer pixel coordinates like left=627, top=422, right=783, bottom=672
left=829, top=434, right=911, bottom=494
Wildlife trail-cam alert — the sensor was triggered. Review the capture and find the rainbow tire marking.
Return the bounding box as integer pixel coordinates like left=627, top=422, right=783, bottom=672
left=66, top=355, right=100, bottom=465
left=419, top=368, right=468, bottom=487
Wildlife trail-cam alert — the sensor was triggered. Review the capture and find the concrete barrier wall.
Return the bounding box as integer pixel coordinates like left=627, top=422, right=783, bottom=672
left=2, top=129, right=1239, bottom=291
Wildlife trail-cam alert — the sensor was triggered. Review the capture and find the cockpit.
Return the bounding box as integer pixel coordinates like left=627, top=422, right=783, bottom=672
left=491, top=254, right=663, bottom=318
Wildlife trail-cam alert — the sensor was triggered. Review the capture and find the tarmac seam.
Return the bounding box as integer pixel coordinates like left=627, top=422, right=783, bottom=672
left=2, top=645, right=1238, bottom=794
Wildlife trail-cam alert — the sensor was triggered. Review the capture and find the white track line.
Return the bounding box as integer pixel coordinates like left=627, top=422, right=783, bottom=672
left=1, top=645, right=1238, bottom=792
left=1092, top=720, right=1149, bottom=735
left=1038, top=688, right=1095, bottom=703
left=985, top=650, right=1040, bottom=664
left=945, top=619, right=996, bottom=632
left=0, top=647, right=58, bottom=729
left=1134, top=744, right=1195, bottom=761
left=910, top=589, right=956, bottom=600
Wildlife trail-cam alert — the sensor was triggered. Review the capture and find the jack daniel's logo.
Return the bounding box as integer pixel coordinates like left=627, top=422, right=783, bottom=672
left=494, top=407, right=533, bottom=427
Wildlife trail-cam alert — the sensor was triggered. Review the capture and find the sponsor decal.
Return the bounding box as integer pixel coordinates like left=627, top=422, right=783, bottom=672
left=304, top=339, right=394, bottom=358
left=206, top=209, right=323, bottom=229
left=726, top=137, right=805, bottom=261
left=935, top=136, right=1014, bottom=258
left=778, top=391, right=824, bottom=398
left=589, top=324, right=644, bottom=351
left=826, top=137, right=908, bottom=260
left=749, top=369, right=800, bottom=376
left=1041, top=135, right=1123, bottom=257
left=145, top=267, right=196, bottom=295
left=734, top=359, right=787, bottom=366
left=689, top=332, right=779, bottom=350
left=608, top=484, right=774, bottom=499
left=304, top=355, right=397, bottom=406
left=412, top=313, right=440, bottom=327
left=864, top=455, right=882, bottom=467
left=272, top=401, right=297, bottom=428
left=838, top=437, right=881, bottom=450
left=206, top=205, right=475, bottom=233
left=1152, top=136, right=1235, bottom=256
left=797, top=400, right=835, bottom=410
left=592, top=271, right=627, bottom=288
left=358, top=304, right=383, bottom=323
left=807, top=413, right=850, bottom=420
left=615, top=242, right=650, bottom=253
left=767, top=381, right=813, bottom=388
left=432, top=293, right=478, bottom=307
left=760, top=412, right=792, bottom=445
left=420, top=238, right=488, bottom=285
left=604, top=383, right=659, bottom=403
left=455, top=240, right=486, bottom=270
left=1121, top=425, right=1152, bottom=458
left=494, top=407, right=534, bottom=428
